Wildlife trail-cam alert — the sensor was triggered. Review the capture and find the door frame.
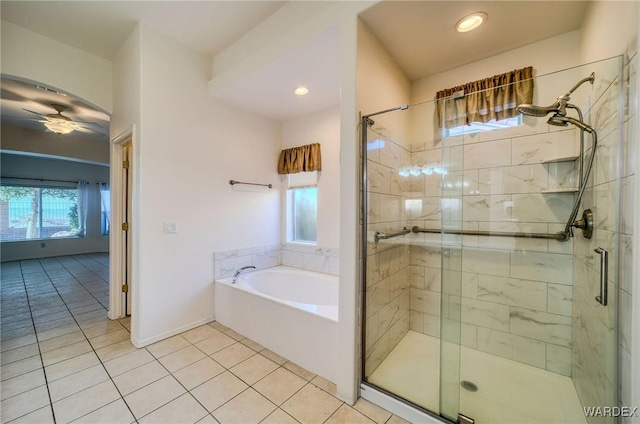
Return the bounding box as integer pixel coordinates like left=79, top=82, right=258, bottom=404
left=108, top=125, right=137, bottom=321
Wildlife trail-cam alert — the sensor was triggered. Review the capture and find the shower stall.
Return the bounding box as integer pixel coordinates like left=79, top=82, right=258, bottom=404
left=360, top=57, right=623, bottom=423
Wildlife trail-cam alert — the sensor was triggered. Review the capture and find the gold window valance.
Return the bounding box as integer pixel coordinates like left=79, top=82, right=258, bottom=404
left=277, top=143, right=322, bottom=174
left=436, top=66, right=534, bottom=129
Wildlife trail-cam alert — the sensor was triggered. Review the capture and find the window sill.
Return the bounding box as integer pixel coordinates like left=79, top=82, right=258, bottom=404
left=1, top=235, right=84, bottom=243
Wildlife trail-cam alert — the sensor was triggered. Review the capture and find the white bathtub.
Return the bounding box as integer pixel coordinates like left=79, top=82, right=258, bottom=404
left=214, top=266, right=338, bottom=383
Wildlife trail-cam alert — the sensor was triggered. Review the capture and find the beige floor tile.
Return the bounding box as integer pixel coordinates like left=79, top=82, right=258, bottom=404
left=282, top=361, right=316, bottom=381
left=139, top=393, right=208, bottom=424
left=211, top=343, right=256, bottom=369
left=229, top=353, right=279, bottom=386
left=95, top=340, right=137, bottom=362
left=325, top=404, right=376, bottom=424
left=212, top=388, right=275, bottom=424
left=35, top=317, right=76, bottom=332
left=52, top=380, right=120, bottom=424
left=82, top=321, right=126, bottom=340
left=37, top=323, right=81, bottom=342
left=103, top=349, right=155, bottom=377
left=0, top=386, right=50, bottom=422
left=239, top=338, right=264, bottom=352
left=159, top=345, right=207, bottom=373
left=112, top=360, right=169, bottom=395
left=281, top=384, right=342, bottom=424
left=386, top=415, right=410, bottom=424
left=260, top=349, right=287, bottom=365
left=352, top=398, right=393, bottom=424
left=41, top=340, right=92, bottom=367
left=253, top=367, right=307, bottom=406
left=222, top=329, right=245, bottom=341
left=48, top=364, right=109, bottom=402
left=88, top=329, right=130, bottom=350
left=181, top=325, right=221, bottom=344
left=70, top=399, right=134, bottom=424
left=260, top=408, right=299, bottom=424
left=38, top=331, right=86, bottom=354
left=196, top=414, right=220, bottom=423
left=1, top=356, right=42, bottom=381
left=191, top=371, right=248, bottom=412
left=146, top=335, right=190, bottom=359
left=124, top=375, right=186, bottom=419
left=6, top=405, right=54, bottom=424
left=1, top=344, right=39, bottom=366
left=2, top=326, right=35, bottom=342
left=1, top=334, right=37, bottom=352
left=45, top=352, right=100, bottom=382
left=208, top=321, right=230, bottom=332
left=173, top=357, right=225, bottom=390
left=195, top=333, right=236, bottom=355
left=311, top=375, right=337, bottom=396
left=1, top=368, right=46, bottom=400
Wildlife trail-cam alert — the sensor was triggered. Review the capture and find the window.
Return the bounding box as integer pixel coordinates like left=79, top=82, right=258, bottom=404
left=444, top=115, right=522, bottom=138
left=99, top=183, right=110, bottom=236
left=0, top=185, right=79, bottom=241
left=291, top=187, right=317, bottom=243
left=286, top=171, right=318, bottom=244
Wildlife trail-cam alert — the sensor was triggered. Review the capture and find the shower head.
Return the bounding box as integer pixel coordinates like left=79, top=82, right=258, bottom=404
left=516, top=101, right=563, bottom=117
left=517, top=73, right=595, bottom=119
left=547, top=114, right=595, bottom=133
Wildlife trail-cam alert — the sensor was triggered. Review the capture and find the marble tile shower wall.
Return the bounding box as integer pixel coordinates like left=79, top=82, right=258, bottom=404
left=619, top=50, right=636, bottom=419
left=409, top=117, right=579, bottom=377
left=365, top=125, right=412, bottom=377
left=213, top=244, right=340, bottom=280
left=571, top=55, right=633, bottom=423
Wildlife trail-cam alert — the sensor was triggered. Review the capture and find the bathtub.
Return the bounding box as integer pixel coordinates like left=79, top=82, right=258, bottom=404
left=214, top=266, right=338, bottom=383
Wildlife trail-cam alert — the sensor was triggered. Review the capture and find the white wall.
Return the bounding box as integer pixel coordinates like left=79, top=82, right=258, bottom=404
left=0, top=154, right=109, bottom=261
left=0, top=20, right=113, bottom=114
left=211, top=1, right=375, bottom=404
left=129, top=24, right=281, bottom=347
left=411, top=30, right=580, bottom=104
left=281, top=106, right=341, bottom=248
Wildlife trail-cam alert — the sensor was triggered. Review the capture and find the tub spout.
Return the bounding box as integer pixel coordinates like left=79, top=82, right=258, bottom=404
left=232, top=266, right=255, bottom=284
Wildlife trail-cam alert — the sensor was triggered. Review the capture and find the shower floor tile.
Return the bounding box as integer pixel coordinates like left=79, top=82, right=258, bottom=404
left=367, top=330, right=588, bottom=424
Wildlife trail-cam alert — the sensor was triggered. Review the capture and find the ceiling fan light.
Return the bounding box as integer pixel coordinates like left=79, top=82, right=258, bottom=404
left=44, top=120, right=75, bottom=135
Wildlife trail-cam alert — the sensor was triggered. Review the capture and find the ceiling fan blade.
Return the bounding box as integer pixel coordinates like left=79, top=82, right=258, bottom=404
left=1, top=114, right=44, bottom=122
left=74, top=126, right=106, bottom=136
left=73, top=120, right=103, bottom=129
left=23, top=108, right=48, bottom=118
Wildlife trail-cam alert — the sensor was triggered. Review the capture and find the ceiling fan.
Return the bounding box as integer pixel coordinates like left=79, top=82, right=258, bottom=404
left=22, top=103, right=104, bottom=136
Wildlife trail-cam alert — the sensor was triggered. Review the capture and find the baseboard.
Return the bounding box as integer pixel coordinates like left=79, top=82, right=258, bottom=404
left=131, top=315, right=215, bottom=348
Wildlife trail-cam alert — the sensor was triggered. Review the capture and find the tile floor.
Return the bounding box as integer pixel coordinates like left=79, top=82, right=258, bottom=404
left=368, top=330, right=587, bottom=424
left=1, top=254, right=407, bottom=424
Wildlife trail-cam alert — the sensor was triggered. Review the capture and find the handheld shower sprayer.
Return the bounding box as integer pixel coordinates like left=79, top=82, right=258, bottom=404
left=516, top=72, right=597, bottom=241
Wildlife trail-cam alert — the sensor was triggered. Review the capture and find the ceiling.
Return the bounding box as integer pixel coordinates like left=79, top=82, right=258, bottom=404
left=0, top=1, right=590, bottom=125
left=359, top=1, right=589, bottom=81
left=0, top=1, right=286, bottom=60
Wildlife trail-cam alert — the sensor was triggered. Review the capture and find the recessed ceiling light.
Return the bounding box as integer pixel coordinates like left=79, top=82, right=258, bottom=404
left=294, top=86, right=309, bottom=96
left=456, top=12, right=487, bottom=33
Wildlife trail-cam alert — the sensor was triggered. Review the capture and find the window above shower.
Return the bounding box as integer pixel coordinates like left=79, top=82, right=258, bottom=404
left=443, top=115, right=522, bottom=138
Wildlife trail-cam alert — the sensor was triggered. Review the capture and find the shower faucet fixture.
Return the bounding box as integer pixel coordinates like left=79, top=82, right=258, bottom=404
left=517, top=72, right=598, bottom=241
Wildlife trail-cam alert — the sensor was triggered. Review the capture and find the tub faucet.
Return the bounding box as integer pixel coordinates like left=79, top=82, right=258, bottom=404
left=232, top=266, right=255, bottom=284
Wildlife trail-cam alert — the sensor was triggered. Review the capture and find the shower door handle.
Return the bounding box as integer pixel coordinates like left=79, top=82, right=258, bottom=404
left=594, top=247, right=608, bottom=306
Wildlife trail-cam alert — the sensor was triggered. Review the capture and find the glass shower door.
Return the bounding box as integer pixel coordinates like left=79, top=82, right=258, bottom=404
left=439, top=58, right=623, bottom=424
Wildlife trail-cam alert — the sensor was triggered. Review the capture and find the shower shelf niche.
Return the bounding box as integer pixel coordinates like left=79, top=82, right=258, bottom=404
left=540, top=154, right=580, bottom=193
left=541, top=187, right=579, bottom=194
left=540, top=155, right=579, bottom=164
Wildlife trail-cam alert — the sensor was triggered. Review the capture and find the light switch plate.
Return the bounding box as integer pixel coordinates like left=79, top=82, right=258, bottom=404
left=164, top=222, right=177, bottom=234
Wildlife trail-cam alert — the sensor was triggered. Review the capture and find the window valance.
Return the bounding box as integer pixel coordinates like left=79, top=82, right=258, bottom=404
left=436, top=66, right=534, bottom=129
left=277, top=143, right=322, bottom=174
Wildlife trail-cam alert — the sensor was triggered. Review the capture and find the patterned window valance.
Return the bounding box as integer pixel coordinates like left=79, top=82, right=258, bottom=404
left=436, top=66, right=534, bottom=129
left=277, top=143, right=322, bottom=174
